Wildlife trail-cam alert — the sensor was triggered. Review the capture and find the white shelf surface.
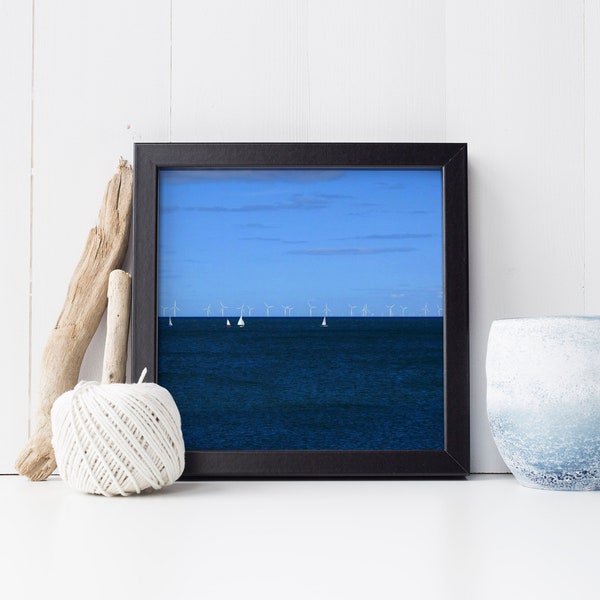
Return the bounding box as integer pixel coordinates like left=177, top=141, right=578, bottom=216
left=1, top=473, right=597, bottom=599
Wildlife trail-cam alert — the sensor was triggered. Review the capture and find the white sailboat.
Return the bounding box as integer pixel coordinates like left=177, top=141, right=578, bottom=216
left=226, top=319, right=231, bottom=327
left=169, top=300, right=179, bottom=326
left=321, top=316, right=327, bottom=327
left=237, top=315, right=245, bottom=328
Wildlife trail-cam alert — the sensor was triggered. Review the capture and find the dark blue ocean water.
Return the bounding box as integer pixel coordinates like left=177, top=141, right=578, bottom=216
left=158, top=317, right=444, bottom=451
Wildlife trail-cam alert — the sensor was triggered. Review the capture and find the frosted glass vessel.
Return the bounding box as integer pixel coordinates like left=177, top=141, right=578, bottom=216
left=487, top=317, right=600, bottom=490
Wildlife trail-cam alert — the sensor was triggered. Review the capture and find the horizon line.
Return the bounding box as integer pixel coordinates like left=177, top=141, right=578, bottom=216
left=158, top=315, right=442, bottom=319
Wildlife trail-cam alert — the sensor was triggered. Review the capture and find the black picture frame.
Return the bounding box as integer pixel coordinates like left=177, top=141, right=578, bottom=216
left=132, top=142, right=469, bottom=479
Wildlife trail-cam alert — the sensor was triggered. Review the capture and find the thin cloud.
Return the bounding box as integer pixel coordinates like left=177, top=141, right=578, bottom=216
left=317, top=192, right=353, bottom=199
left=288, top=247, right=416, bottom=256
left=161, top=169, right=346, bottom=185
left=243, top=223, right=275, bottom=230
left=162, top=195, right=330, bottom=213
left=239, top=236, right=307, bottom=245
left=334, top=233, right=435, bottom=241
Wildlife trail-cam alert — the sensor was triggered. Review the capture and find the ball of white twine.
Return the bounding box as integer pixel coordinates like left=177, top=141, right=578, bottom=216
left=51, top=370, right=185, bottom=496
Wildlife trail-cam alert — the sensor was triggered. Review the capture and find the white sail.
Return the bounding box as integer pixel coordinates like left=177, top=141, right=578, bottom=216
left=238, top=315, right=245, bottom=327
left=168, top=316, right=173, bottom=327
left=321, top=316, right=327, bottom=327
left=226, top=319, right=231, bottom=327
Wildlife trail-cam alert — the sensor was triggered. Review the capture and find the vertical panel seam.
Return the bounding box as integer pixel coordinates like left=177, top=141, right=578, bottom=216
left=583, top=0, right=587, bottom=313
left=27, top=0, right=36, bottom=437
left=443, top=0, right=447, bottom=143
left=169, top=0, right=173, bottom=142
left=303, top=0, right=311, bottom=141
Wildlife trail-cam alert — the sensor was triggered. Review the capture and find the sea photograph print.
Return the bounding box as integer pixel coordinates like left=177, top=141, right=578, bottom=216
left=156, top=167, right=445, bottom=453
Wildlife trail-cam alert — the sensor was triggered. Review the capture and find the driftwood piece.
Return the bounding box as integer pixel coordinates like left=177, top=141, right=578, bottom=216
left=15, top=160, right=133, bottom=481
left=102, top=270, right=131, bottom=385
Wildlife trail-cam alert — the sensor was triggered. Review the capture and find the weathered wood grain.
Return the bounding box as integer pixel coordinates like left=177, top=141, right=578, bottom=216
left=15, top=161, right=133, bottom=481
left=102, top=269, right=131, bottom=385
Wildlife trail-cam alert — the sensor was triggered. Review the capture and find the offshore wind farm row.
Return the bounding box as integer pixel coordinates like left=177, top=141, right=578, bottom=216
left=161, top=300, right=443, bottom=318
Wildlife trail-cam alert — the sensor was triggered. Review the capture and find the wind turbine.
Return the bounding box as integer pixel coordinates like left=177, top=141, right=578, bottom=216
left=307, top=302, right=316, bottom=317
left=437, top=305, right=443, bottom=316
left=236, top=304, right=245, bottom=317
left=264, top=302, right=273, bottom=317
left=204, top=304, right=211, bottom=317
left=282, top=305, right=291, bottom=316
left=386, top=304, right=395, bottom=317
left=219, top=301, right=228, bottom=317
left=400, top=305, right=408, bottom=317
left=247, top=305, right=255, bottom=316
left=361, top=304, right=369, bottom=317
left=323, top=303, right=331, bottom=317
left=288, top=306, right=294, bottom=316
left=172, top=300, right=181, bottom=317
left=422, top=303, right=429, bottom=317
left=349, top=304, right=357, bottom=317
left=161, top=306, right=170, bottom=317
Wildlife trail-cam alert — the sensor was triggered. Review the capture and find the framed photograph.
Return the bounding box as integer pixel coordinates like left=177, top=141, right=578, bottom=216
left=132, top=143, right=469, bottom=478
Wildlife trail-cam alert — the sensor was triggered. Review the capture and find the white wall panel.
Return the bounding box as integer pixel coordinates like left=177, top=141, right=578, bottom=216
left=30, top=0, right=171, bottom=417
left=0, top=1, right=32, bottom=473
left=304, top=0, right=446, bottom=141
left=585, top=0, right=600, bottom=313
left=446, top=1, right=586, bottom=472
left=171, top=0, right=446, bottom=142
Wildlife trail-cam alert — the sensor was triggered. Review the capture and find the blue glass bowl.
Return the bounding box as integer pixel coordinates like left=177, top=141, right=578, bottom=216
left=487, top=317, right=600, bottom=490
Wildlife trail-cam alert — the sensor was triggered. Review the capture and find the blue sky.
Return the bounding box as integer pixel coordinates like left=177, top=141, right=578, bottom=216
left=158, top=168, right=443, bottom=317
